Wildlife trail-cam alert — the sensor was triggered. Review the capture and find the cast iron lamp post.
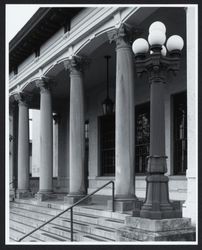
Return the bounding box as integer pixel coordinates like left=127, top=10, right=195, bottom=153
left=132, top=21, right=184, bottom=219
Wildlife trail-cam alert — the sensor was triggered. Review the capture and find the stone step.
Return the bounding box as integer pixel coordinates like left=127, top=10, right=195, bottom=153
left=73, top=205, right=131, bottom=220
left=10, top=202, right=61, bottom=216
left=10, top=218, right=70, bottom=242
left=10, top=213, right=115, bottom=242
left=43, top=223, right=78, bottom=241
left=10, top=212, right=47, bottom=227
left=9, top=227, right=26, bottom=241
left=9, top=228, right=43, bottom=242
left=9, top=199, right=126, bottom=242
left=10, top=206, right=118, bottom=242
left=90, top=225, right=117, bottom=240
left=11, top=207, right=52, bottom=222
left=11, top=202, right=125, bottom=229
left=13, top=197, right=131, bottom=221
left=54, top=217, right=117, bottom=240
left=14, top=198, right=69, bottom=210
left=10, top=218, right=35, bottom=234
left=30, top=229, right=70, bottom=242
left=10, top=207, right=118, bottom=240
left=79, top=233, right=113, bottom=242
left=98, top=217, right=125, bottom=229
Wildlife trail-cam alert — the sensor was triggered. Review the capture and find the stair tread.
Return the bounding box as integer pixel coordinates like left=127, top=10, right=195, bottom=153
left=36, top=230, right=70, bottom=242
left=10, top=212, right=111, bottom=235
left=9, top=200, right=126, bottom=242
left=81, top=233, right=114, bottom=242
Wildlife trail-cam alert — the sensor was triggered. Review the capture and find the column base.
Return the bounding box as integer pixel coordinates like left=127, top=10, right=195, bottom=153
left=117, top=217, right=196, bottom=241
left=35, top=190, right=54, bottom=201
left=16, top=189, right=32, bottom=199
left=107, top=196, right=141, bottom=213
left=9, top=188, right=16, bottom=201
left=64, top=194, right=90, bottom=205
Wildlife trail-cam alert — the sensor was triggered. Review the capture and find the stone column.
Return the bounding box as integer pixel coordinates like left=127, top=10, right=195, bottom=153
left=36, top=78, right=53, bottom=200
left=14, top=93, right=31, bottom=198
left=64, top=56, right=86, bottom=204
left=183, top=6, right=197, bottom=225
left=108, top=24, right=138, bottom=211
left=9, top=103, right=15, bottom=199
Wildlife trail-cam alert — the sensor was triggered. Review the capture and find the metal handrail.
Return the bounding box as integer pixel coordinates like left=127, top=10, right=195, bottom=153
left=18, top=180, right=115, bottom=242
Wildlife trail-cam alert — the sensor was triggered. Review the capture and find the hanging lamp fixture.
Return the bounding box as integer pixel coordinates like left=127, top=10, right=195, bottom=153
left=102, top=55, right=114, bottom=115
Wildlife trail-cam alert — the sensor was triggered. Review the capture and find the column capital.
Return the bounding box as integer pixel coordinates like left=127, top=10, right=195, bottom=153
left=108, top=23, right=134, bottom=49
left=14, top=92, right=32, bottom=107
left=36, top=77, right=54, bottom=93
left=64, top=55, right=90, bottom=75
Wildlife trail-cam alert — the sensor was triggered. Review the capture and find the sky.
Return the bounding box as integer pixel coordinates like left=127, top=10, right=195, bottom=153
left=6, top=5, right=40, bottom=42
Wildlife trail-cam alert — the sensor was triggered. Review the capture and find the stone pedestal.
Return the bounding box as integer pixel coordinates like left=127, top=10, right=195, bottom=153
left=16, top=189, right=32, bottom=199
left=64, top=194, right=91, bottom=205
left=108, top=198, right=142, bottom=213
left=35, top=192, right=57, bottom=201
left=108, top=24, right=137, bottom=206
left=117, top=217, right=196, bottom=241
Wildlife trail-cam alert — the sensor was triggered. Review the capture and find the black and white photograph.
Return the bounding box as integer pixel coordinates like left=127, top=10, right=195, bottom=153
left=5, top=3, right=198, bottom=245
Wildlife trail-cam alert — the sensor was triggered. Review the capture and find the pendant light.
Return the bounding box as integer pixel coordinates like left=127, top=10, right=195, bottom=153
left=102, top=55, right=114, bottom=115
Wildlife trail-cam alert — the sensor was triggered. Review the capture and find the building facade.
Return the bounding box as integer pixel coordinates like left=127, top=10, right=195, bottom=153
left=9, top=6, right=197, bottom=225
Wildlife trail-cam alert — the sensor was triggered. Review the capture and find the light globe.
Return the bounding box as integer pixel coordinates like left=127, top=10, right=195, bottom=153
left=148, top=29, right=166, bottom=46
left=132, top=38, right=149, bottom=54
left=149, top=21, right=166, bottom=34
left=161, top=45, right=167, bottom=56
left=166, top=35, right=184, bottom=52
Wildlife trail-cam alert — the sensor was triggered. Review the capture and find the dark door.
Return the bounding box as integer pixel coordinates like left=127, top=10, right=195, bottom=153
left=100, top=114, right=115, bottom=176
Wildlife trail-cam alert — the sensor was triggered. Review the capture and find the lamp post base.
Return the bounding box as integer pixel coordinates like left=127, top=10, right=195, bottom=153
left=139, top=174, right=182, bottom=219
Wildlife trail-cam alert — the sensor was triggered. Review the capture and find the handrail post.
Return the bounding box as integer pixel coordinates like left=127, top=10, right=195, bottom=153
left=70, top=207, right=73, bottom=242
left=112, top=181, right=115, bottom=212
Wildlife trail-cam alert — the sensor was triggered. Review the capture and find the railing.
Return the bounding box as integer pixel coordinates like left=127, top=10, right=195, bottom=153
left=18, top=180, right=115, bottom=242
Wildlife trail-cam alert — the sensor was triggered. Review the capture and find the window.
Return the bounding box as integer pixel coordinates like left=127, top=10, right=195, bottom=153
left=99, top=115, right=115, bottom=176
left=135, top=102, right=150, bottom=174
left=173, top=91, right=187, bottom=175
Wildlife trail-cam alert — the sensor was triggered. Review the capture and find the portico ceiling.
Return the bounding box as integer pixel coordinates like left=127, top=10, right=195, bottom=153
left=45, top=7, right=186, bottom=100
left=11, top=7, right=186, bottom=110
